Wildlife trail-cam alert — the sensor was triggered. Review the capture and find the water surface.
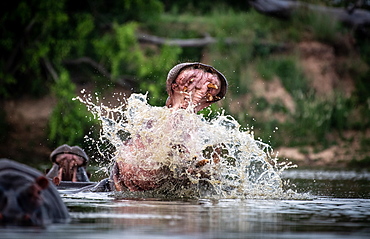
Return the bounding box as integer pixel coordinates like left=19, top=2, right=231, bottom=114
left=1, top=169, right=369, bottom=239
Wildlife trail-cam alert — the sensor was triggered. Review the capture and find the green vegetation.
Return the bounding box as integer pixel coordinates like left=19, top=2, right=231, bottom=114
left=1, top=0, right=369, bottom=164
left=93, top=22, right=181, bottom=105
left=290, top=8, right=344, bottom=43
left=48, top=70, right=97, bottom=147
left=256, top=55, right=308, bottom=94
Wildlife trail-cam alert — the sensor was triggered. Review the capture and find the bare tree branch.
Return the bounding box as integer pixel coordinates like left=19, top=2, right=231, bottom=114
left=64, top=57, right=112, bottom=78
left=249, top=0, right=370, bottom=28
left=43, top=57, right=59, bottom=82
left=137, top=33, right=236, bottom=47
left=63, top=57, right=135, bottom=88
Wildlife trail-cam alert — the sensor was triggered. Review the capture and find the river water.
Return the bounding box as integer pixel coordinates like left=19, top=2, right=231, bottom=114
left=1, top=169, right=369, bottom=239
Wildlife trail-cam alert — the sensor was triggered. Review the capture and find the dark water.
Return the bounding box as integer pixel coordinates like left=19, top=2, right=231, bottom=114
left=1, top=169, right=370, bottom=239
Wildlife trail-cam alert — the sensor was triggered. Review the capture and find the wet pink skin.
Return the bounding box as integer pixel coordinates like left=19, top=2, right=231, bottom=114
left=113, top=160, right=169, bottom=191
left=166, top=67, right=222, bottom=112
left=113, top=67, right=223, bottom=192
left=54, top=153, right=85, bottom=183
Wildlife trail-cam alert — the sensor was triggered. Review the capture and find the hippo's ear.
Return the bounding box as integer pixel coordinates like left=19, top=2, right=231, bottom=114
left=35, top=176, right=49, bottom=190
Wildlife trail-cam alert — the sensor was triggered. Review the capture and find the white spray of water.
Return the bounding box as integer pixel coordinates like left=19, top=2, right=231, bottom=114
left=75, top=92, right=300, bottom=199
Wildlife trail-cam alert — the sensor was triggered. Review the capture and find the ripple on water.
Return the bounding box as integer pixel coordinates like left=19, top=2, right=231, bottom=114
left=282, top=170, right=370, bottom=181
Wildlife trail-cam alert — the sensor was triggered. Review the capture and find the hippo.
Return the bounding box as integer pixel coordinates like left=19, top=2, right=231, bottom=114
left=0, top=159, right=70, bottom=226
left=46, top=144, right=90, bottom=185
left=93, top=62, right=228, bottom=192
left=165, top=62, right=227, bottom=112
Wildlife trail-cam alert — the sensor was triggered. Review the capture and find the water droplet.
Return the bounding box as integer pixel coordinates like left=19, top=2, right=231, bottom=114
left=76, top=93, right=297, bottom=199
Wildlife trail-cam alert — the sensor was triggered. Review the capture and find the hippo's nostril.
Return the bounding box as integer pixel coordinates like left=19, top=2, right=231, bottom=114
left=23, top=214, right=31, bottom=221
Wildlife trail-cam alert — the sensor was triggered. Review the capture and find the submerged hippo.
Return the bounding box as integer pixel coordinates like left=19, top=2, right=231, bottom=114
left=46, top=144, right=90, bottom=185
left=0, top=159, right=70, bottom=226
left=94, top=62, right=228, bottom=192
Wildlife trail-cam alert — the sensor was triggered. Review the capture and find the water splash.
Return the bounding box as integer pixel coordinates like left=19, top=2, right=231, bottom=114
left=75, top=92, right=299, bottom=199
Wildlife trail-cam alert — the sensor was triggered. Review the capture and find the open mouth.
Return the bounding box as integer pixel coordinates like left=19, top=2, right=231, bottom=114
left=166, top=63, right=227, bottom=112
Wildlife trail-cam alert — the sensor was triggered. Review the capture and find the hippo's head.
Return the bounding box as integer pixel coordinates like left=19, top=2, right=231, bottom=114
left=49, top=144, right=89, bottom=182
left=50, top=144, right=89, bottom=165
left=165, top=62, right=227, bottom=112
left=0, top=159, right=70, bottom=226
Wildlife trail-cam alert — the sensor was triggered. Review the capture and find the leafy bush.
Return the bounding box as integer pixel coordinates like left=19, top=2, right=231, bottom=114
left=48, top=70, right=96, bottom=147
left=0, top=1, right=69, bottom=98
left=0, top=0, right=165, bottom=99
left=94, top=22, right=181, bottom=106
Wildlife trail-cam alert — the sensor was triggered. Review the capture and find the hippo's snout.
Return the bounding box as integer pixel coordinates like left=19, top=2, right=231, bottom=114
left=166, top=62, right=227, bottom=112
left=0, top=159, right=70, bottom=226
left=46, top=144, right=91, bottom=184
left=0, top=175, right=50, bottom=226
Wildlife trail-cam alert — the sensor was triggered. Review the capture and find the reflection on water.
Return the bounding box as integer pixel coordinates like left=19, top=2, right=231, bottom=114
left=1, top=170, right=369, bottom=239
left=283, top=170, right=370, bottom=198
